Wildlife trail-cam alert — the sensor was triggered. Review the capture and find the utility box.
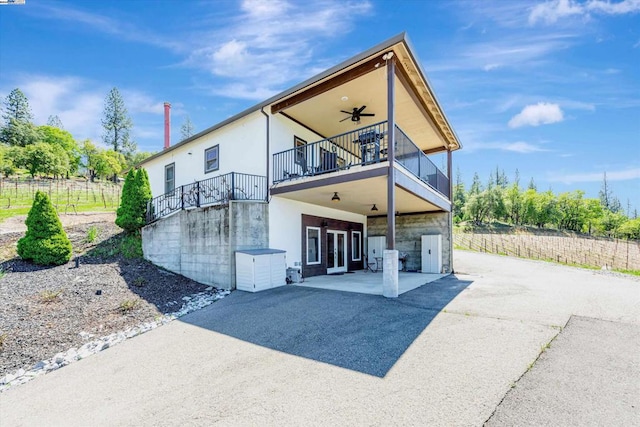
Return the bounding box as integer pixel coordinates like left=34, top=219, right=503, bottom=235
left=286, top=267, right=303, bottom=283
left=235, top=249, right=286, bottom=292
left=421, top=235, right=442, bottom=273
left=367, top=236, right=386, bottom=268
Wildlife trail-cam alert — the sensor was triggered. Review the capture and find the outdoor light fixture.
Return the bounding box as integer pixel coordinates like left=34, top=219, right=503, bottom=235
left=371, top=204, right=378, bottom=211
left=331, top=192, right=340, bottom=202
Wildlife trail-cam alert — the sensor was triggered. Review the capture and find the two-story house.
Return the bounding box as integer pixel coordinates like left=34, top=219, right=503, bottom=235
left=139, top=33, right=462, bottom=297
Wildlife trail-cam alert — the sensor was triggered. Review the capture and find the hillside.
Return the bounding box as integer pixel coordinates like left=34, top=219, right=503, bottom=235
left=454, top=223, right=640, bottom=273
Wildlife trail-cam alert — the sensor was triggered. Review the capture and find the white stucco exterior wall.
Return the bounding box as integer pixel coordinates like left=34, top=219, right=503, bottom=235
left=269, top=197, right=367, bottom=268
left=143, top=111, right=267, bottom=198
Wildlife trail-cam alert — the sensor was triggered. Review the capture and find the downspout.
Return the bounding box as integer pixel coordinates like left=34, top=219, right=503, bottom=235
left=260, top=108, right=270, bottom=201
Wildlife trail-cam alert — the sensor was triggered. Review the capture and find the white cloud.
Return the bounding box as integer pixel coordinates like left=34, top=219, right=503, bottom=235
left=529, top=0, right=640, bottom=25
left=548, top=168, right=640, bottom=184
left=503, top=141, right=550, bottom=153
left=184, top=0, right=373, bottom=99
left=508, top=102, right=564, bottom=128
left=483, top=63, right=501, bottom=71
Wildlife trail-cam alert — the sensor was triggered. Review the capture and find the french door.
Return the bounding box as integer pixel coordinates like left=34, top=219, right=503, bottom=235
left=327, top=230, right=348, bottom=274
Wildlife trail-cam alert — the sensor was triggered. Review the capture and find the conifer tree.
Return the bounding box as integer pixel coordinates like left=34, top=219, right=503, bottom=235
left=17, top=191, right=72, bottom=265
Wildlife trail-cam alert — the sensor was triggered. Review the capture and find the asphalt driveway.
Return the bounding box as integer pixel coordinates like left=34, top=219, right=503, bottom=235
left=1, top=250, right=638, bottom=426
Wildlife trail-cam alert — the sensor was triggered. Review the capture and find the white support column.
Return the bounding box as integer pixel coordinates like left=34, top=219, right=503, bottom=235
left=383, top=249, right=399, bottom=298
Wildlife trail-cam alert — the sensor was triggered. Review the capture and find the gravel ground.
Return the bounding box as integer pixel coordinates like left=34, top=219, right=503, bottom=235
left=0, top=219, right=210, bottom=376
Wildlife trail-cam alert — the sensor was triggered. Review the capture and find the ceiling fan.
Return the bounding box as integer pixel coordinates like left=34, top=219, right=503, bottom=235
left=340, top=105, right=375, bottom=123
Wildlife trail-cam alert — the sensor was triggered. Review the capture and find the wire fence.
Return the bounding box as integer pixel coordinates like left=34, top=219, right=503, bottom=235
left=0, top=178, right=122, bottom=213
left=454, top=230, right=640, bottom=271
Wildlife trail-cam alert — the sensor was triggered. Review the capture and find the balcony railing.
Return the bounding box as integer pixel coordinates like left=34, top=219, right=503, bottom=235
left=394, top=126, right=450, bottom=199
left=146, top=172, right=267, bottom=224
left=273, top=121, right=389, bottom=183
left=272, top=121, right=450, bottom=199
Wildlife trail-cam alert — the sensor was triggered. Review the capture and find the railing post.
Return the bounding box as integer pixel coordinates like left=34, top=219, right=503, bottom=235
left=231, top=172, right=235, bottom=200
left=196, top=181, right=200, bottom=207
left=180, top=185, right=184, bottom=210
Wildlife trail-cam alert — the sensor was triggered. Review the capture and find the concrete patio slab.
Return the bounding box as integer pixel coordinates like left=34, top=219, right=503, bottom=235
left=296, top=270, right=446, bottom=295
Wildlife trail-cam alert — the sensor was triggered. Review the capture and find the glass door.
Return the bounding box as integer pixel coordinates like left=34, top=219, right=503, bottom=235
left=327, top=230, right=347, bottom=274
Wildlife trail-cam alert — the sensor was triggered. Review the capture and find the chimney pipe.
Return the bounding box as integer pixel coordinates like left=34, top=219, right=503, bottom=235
left=163, top=102, right=171, bottom=150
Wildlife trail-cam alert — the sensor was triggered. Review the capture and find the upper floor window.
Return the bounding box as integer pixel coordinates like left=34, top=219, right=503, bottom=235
left=205, top=145, right=219, bottom=173
left=165, top=163, right=175, bottom=194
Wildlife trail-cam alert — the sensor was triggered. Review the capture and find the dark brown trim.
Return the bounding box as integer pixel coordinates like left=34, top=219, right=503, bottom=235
left=423, top=147, right=447, bottom=155
left=271, top=55, right=387, bottom=114
left=280, top=112, right=328, bottom=139
left=368, top=209, right=446, bottom=219
left=270, top=166, right=387, bottom=195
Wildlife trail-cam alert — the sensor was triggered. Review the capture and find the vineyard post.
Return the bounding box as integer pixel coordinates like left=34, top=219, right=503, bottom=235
left=101, top=189, right=106, bottom=208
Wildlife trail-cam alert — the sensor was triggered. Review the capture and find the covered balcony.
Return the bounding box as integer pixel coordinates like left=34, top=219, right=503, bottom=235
left=273, top=121, right=450, bottom=200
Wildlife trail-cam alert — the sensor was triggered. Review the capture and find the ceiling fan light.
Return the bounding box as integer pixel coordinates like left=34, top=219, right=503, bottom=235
left=331, top=192, right=340, bottom=202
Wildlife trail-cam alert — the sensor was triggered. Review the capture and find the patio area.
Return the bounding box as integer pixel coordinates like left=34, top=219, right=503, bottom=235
left=296, top=271, right=448, bottom=296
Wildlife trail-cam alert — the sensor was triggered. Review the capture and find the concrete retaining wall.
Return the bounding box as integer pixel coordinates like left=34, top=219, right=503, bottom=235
left=142, top=201, right=269, bottom=289
left=367, top=212, right=452, bottom=273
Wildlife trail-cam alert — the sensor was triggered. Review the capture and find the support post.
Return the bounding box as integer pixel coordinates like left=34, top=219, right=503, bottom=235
left=447, top=148, right=454, bottom=273
left=386, top=54, right=396, bottom=251
left=384, top=53, right=399, bottom=298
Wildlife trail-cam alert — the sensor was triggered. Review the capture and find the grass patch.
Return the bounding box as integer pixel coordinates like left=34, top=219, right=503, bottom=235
left=132, top=277, right=147, bottom=287
left=118, top=299, right=139, bottom=313
left=85, top=226, right=99, bottom=243
left=87, top=231, right=142, bottom=259
left=614, top=269, right=640, bottom=276
left=40, top=289, right=62, bottom=303
left=0, top=268, right=5, bottom=280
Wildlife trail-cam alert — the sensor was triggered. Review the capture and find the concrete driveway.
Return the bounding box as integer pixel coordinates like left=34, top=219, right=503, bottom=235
left=1, top=250, right=638, bottom=426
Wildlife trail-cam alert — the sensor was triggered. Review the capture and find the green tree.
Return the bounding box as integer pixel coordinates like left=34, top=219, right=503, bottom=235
left=47, top=115, right=64, bottom=129
left=505, top=182, right=524, bottom=225
left=2, top=88, right=33, bottom=124
left=464, top=191, right=490, bottom=224
left=115, top=168, right=152, bottom=232
left=127, top=150, right=155, bottom=168
left=39, top=125, right=81, bottom=174
left=102, top=87, right=135, bottom=159
left=0, top=144, right=20, bottom=177
left=17, top=191, right=72, bottom=266
left=0, top=119, right=43, bottom=146
left=452, top=167, right=466, bottom=223
left=180, top=116, right=195, bottom=140
left=20, top=143, right=58, bottom=178
left=555, top=191, right=587, bottom=232
left=618, top=218, right=640, bottom=239
left=470, top=172, right=482, bottom=195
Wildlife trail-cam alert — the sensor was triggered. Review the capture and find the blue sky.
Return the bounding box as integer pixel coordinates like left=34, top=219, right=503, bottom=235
left=1, top=0, right=639, bottom=212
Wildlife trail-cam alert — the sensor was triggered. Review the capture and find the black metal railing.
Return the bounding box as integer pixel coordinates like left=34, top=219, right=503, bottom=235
left=273, top=121, right=388, bottom=183
left=394, top=125, right=450, bottom=198
left=272, top=121, right=450, bottom=199
left=146, top=172, right=267, bottom=224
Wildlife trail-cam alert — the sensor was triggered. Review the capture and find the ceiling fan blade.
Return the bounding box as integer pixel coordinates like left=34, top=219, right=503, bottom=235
left=360, top=113, right=375, bottom=117
left=340, top=110, right=353, bottom=115
left=357, top=105, right=367, bottom=114
left=339, top=116, right=352, bottom=122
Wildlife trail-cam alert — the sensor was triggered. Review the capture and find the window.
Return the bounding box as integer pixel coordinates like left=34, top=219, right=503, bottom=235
left=351, top=231, right=361, bottom=261
left=294, top=136, right=306, bottom=168
left=164, top=163, right=175, bottom=194
left=306, top=226, right=321, bottom=265
left=205, top=145, right=219, bottom=173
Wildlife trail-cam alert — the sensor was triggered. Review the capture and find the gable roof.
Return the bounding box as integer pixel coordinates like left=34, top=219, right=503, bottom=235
left=139, top=32, right=461, bottom=166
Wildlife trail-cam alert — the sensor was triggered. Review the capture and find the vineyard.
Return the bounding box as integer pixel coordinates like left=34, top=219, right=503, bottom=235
left=454, top=224, right=640, bottom=272
left=0, top=178, right=121, bottom=221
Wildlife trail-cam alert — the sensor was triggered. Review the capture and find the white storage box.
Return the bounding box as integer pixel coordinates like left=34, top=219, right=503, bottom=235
left=235, top=249, right=286, bottom=292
